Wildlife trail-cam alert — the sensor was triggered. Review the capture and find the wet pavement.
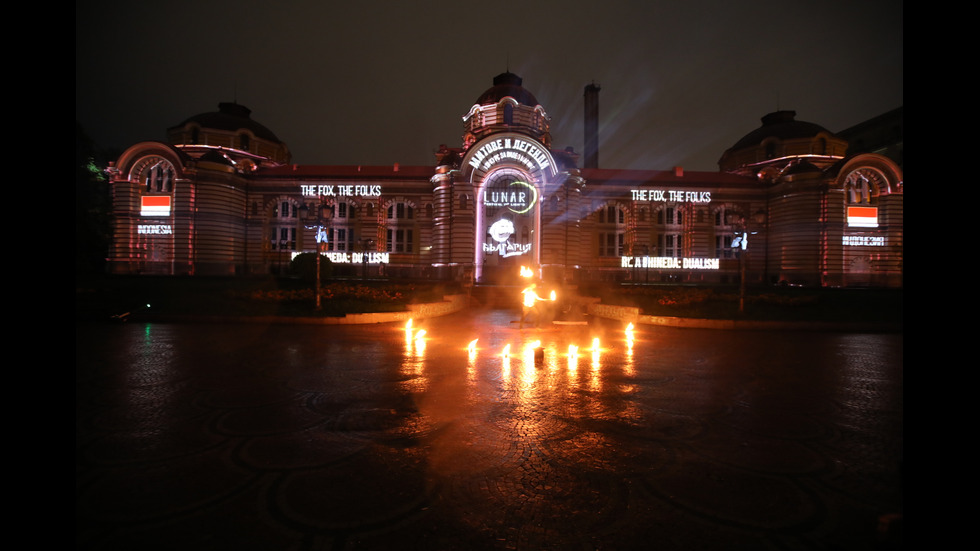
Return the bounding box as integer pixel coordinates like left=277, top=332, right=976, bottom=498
left=76, top=308, right=903, bottom=550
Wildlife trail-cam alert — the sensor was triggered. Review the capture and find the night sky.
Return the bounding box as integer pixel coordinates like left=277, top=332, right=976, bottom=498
left=76, top=1, right=902, bottom=171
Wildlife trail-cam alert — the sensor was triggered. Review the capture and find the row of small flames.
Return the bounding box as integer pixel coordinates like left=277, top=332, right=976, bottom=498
left=404, top=318, right=636, bottom=358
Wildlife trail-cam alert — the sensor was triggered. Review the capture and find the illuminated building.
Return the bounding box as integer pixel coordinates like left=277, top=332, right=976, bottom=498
left=107, top=73, right=903, bottom=287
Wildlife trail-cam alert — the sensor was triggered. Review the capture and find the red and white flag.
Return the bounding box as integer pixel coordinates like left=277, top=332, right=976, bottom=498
left=141, top=196, right=171, bottom=217
left=847, top=206, right=877, bottom=228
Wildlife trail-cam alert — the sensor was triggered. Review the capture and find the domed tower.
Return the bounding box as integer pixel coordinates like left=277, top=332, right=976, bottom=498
left=718, top=110, right=846, bottom=178
left=108, top=102, right=291, bottom=276
left=461, top=72, right=552, bottom=150
left=167, top=102, right=291, bottom=168
left=720, top=110, right=903, bottom=287
left=431, top=72, right=582, bottom=283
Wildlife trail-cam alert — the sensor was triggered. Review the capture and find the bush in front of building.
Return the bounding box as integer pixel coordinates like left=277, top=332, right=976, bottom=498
left=289, top=252, right=334, bottom=283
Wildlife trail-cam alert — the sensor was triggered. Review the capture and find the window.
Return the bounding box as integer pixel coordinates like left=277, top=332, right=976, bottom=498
left=388, top=202, right=414, bottom=219
left=329, top=227, right=353, bottom=252
left=660, top=234, right=682, bottom=257
left=597, top=204, right=626, bottom=257
left=658, top=207, right=682, bottom=226
left=844, top=168, right=883, bottom=205
left=599, top=205, right=624, bottom=224
left=715, top=235, right=734, bottom=259
left=599, top=232, right=624, bottom=257
left=271, top=199, right=298, bottom=250
left=271, top=226, right=296, bottom=250
left=136, top=157, right=175, bottom=193
left=387, top=228, right=413, bottom=253
left=844, top=168, right=883, bottom=228
left=714, top=206, right=737, bottom=258
left=385, top=200, right=415, bottom=253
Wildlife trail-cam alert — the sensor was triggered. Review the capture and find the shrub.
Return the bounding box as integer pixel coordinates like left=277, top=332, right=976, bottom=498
left=289, top=253, right=333, bottom=283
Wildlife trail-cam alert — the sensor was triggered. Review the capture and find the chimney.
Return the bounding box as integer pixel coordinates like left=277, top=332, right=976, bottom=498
left=584, top=82, right=600, bottom=169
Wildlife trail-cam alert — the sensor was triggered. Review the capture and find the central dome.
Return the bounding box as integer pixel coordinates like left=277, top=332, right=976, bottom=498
left=728, top=111, right=831, bottom=151
left=475, top=72, right=540, bottom=107
left=462, top=72, right=552, bottom=150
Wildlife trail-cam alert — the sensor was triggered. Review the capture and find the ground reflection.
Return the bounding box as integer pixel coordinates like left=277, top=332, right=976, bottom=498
left=401, top=313, right=647, bottom=464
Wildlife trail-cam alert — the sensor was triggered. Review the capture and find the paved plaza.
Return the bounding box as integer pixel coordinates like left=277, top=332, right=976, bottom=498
left=76, top=308, right=903, bottom=550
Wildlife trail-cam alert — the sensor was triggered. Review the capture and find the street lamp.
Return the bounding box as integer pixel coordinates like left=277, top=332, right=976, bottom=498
left=300, top=203, right=330, bottom=310
left=277, top=239, right=288, bottom=274
left=357, top=238, right=376, bottom=278
left=728, top=209, right=766, bottom=314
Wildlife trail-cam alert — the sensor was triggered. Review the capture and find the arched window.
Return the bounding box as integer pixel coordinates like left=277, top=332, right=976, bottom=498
left=658, top=206, right=682, bottom=226
left=385, top=200, right=416, bottom=253
left=713, top=205, right=739, bottom=259
left=655, top=204, right=686, bottom=258
left=843, top=168, right=884, bottom=228
left=137, top=158, right=175, bottom=193
left=387, top=202, right=414, bottom=220
left=323, top=201, right=356, bottom=252
left=844, top=168, right=883, bottom=205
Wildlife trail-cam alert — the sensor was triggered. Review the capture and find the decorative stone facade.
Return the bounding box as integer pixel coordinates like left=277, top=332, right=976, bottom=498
left=107, top=74, right=902, bottom=287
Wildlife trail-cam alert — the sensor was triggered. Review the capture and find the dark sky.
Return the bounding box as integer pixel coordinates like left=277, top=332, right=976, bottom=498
left=76, top=1, right=902, bottom=172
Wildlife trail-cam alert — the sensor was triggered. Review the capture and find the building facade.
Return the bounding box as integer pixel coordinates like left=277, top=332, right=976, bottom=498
left=107, top=73, right=903, bottom=287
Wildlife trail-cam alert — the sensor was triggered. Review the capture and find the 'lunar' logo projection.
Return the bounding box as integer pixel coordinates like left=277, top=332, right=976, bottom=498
left=482, top=181, right=538, bottom=214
